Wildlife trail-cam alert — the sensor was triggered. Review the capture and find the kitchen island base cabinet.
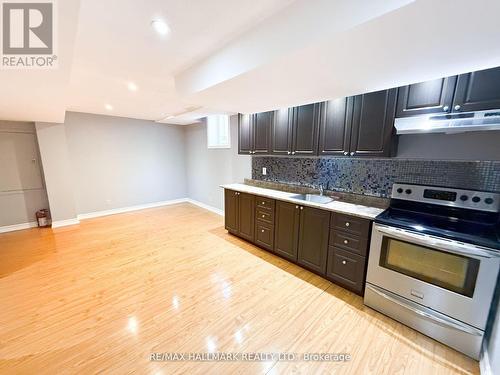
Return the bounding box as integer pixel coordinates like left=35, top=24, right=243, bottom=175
left=297, top=206, right=330, bottom=275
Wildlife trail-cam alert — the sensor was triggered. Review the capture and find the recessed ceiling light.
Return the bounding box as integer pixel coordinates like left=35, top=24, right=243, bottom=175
left=128, top=82, right=138, bottom=91
left=105, top=104, right=113, bottom=111
left=151, top=20, right=170, bottom=36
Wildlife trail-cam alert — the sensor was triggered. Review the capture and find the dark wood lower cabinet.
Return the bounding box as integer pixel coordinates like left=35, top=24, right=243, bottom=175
left=297, top=206, right=330, bottom=275
left=255, top=221, right=274, bottom=251
left=237, top=193, right=255, bottom=242
left=274, top=201, right=300, bottom=262
left=224, top=190, right=239, bottom=233
left=326, top=247, right=366, bottom=294
left=224, top=189, right=254, bottom=242
left=224, top=189, right=372, bottom=296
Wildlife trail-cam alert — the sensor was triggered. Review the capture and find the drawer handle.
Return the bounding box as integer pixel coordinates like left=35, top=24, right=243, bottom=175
left=343, top=239, right=349, bottom=245
left=342, top=260, right=347, bottom=265
left=262, top=215, right=265, bottom=218
left=261, top=229, right=265, bottom=233
left=262, top=201, right=265, bottom=205
left=345, top=222, right=350, bottom=227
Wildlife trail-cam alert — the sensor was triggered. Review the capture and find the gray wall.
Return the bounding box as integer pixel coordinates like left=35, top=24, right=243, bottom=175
left=397, top=131, right=500, bottom=160
left=64, top=112, right=187, bottom=215
left=0, top=121, right=49, bottom=227
left=185, top=115, right=251, bottom=211
left=36, top=122, right=78, bottom=223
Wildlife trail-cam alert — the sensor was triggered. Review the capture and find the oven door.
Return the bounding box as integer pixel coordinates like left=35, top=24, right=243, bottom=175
left=366, top=224, right=500, bottom=330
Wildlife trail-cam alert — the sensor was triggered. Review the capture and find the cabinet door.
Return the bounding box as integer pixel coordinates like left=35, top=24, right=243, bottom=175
left=297, top=206, right=330, bottom=275
left=453, top=67, right=500, bottom=112
left=238, top=193, right=255, bottom=242
left=396, top=77, right=457, bottom=117
left=274, top=201, right=300, bottom=262
left=271, top=108, right=293, bottom=155
left=350, top=89, right=397, bottom=157
left=224, top=190, right=239, bottom=233
left=318, top=98, right=353, bottom=156
left=291, top=103, right=320, bottom=155
left=238, top=114, right=253, bottom=154
left=253, top=111, right=272, bottom=154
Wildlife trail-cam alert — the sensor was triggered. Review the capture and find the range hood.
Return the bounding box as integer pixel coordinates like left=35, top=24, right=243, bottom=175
left=394, top=110, right=500, bottom=134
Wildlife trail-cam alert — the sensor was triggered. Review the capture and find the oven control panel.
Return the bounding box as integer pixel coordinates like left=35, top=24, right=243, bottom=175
left=392, top=183, right=500, bottom=212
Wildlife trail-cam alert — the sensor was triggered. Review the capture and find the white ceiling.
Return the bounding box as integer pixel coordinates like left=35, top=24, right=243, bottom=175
left=2, top=0, right=500, bottom=124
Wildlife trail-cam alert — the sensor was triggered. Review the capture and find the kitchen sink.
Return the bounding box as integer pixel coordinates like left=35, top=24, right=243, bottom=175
left=290, top=194, right=335, bottom=204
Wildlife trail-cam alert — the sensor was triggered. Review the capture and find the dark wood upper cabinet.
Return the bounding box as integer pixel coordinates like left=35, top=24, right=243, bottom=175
left=396, top=76, right=457, bottom=117
left=224, top=190, right=239, bottom=233
left=238, top=114, right=252, bottom=154
left=252, top=111, right=272, bottom=154
left=238, top=193, right=255, bottom=242
left=271, top=108, right=293, bottom=155
left=291, top=103, right=320, bottom=155
left=318, top=98, right=353, bottom=156
left=297, top=206, right=330, bottom=275
left=350, top=89, right=398, bottom=157
left=274, top=201, right=300, bottom=262
left=453, top=66, right=500, bottom=112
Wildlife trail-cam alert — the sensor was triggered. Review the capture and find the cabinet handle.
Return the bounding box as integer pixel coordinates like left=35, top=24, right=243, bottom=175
left=343, top=239, right=349, bottom=244
left=345, top=222, right=350, bottom=227
left=292, top=152, right=296, bottom=155
left=454, top=105, right=461, bottom=111
left=234, top=192, right=238, bottom=195
left=343, top=152, right=348, bottom=156
left=443, top=105, right=449, bottom=111
left=261, top=229, right=265, bottom=233
left=261, top=201, right=265, bottom=205
left=350, top=152, right=355, bottom=156
left=342, top=260, right=347, bottom=265
left=300, top=206, right=304, bottom=210
left=295, top=205, right=299, bottom=209
left=262, top=215, right=265, bottom=218
left=287, top=151, right=291, bottom=155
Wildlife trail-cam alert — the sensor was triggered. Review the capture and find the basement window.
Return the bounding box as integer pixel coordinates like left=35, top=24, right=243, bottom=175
left=207, top=115, right=230, bottom=149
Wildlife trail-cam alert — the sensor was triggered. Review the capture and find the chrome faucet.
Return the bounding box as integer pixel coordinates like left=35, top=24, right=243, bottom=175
left=319, top=184, right=324, bottom=196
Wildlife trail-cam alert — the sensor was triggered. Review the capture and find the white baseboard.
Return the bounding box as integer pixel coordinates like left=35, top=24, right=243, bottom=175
left=51, top=218, right=80, bottom=228
left=480, top=342, right=493, bottom=375
left=186, top=199, right=224, bottom=216
left=76, top=198, right=189, bottom=220
left=0, top=221, right=38, bottom=234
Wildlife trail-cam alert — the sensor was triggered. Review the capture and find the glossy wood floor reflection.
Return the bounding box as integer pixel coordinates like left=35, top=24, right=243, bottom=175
left=0, top=204, right=478, bottom=374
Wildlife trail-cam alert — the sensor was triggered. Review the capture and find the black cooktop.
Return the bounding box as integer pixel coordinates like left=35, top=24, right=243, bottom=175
left=375, top=199, right=500, bottom=251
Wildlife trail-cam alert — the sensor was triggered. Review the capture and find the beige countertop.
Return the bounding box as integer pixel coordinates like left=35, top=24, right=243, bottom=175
left=221, top=183, right=385, bottom=220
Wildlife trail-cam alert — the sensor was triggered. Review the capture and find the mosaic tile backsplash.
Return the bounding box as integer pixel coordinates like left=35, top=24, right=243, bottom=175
left=252, top=157, right=500, bottom=198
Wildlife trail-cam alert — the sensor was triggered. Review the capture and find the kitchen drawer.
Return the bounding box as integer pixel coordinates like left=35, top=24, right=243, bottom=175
left=326, top=247, right=366, bottom=294
left=255, top=222, right=274, bottom=251
left=329, top=229, right=368, bottom=257
left=256, top=207, right=274, bottom=224
left=256, top=196, right=275, bottom=210
left=331, top=212, right=370, bottom=238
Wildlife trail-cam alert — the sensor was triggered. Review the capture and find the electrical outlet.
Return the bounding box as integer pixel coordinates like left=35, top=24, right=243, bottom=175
left=262, top=167, right=267, bottom=175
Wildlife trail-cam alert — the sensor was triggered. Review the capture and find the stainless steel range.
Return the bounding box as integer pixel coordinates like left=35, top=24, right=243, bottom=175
left=364, top=183, right=500, bottom=359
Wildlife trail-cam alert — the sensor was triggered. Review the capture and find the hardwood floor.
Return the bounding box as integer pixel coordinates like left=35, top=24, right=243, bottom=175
left=0, top=203, right=479, bottom=374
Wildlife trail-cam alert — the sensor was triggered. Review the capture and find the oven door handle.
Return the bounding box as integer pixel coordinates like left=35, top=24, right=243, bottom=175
left=376, top=225, right=500, bottom=259
left=366, top=285, right=483, bottom=336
